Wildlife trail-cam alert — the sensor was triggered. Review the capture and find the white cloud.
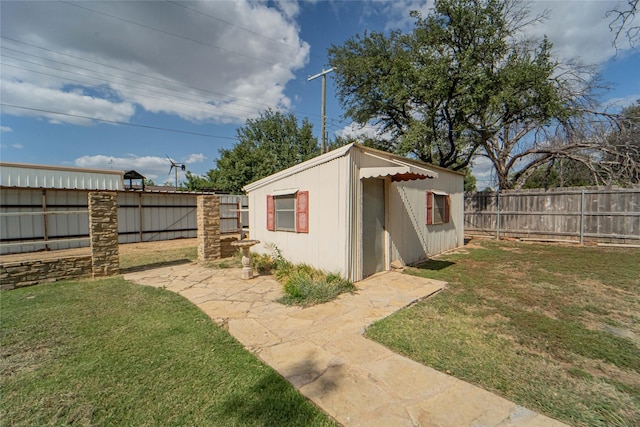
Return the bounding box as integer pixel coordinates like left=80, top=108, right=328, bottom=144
left=1, top=1, right=310, bottom=125
left=1, top=126, right=13, bottom=133
left=604, top=93, right=640, bottom=110
left=382, top=0, right=627, bottom=66
left=184, top=153, right=207, bottom=164
left=471, top=156, right=495, bottom=189
left=74, top=153, right=205, bottom=182
left=11, top=144, right=23, bottom=149
left=1, top=81, right=135, bottom=125
left=274, top=0, right=301, bottom=19
left=336, top=122, right=387, bottom=140
left=525, top=0, right=620, bottom=66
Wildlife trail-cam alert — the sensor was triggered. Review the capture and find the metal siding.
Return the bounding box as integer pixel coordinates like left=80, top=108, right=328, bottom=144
left=47, top=190, right=88, bottom=250
left=389, top=171, right=463, bottom=264
left=117, top=192, right=138, bottom=244
left=0, top=189, right=91, bottom=254
left=350, top=148, right=363, bottom=282
left=1, top=164, right=123, bottom=190
left=1, top=188, right=204, bottom=253
left=248, top=156, right=350, bottom=277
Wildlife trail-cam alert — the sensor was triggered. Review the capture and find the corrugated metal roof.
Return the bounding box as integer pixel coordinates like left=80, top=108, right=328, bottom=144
left=0, top=162, right=124, bottom=190
left=243, top=143, right=461, bottom=193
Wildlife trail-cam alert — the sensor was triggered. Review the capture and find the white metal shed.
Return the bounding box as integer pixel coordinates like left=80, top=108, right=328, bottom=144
left=244, top=143, right=464, bottom=282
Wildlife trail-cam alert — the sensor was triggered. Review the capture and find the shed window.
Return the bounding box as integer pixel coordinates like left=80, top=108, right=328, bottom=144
left=266, top=191, right=309, bottom=233
left=426, top=191, right=450, bottom=225
left=275, top=194, right=296, bottom=231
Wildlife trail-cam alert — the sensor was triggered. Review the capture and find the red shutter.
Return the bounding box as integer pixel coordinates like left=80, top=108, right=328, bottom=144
left=426, top=191, right=433, bottom=225
left=444, top=195, right=451, bottom=223
left=296, top=191, right=309, bottom=233
left=266, top=195, right=275, bottom=231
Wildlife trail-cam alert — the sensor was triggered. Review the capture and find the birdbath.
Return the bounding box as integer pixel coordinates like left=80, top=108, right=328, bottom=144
left=230, top=239, right=260, bottom=280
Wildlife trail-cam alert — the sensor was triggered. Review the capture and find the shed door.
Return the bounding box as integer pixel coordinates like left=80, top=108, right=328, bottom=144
left=362, top=178, right=385, bottom=278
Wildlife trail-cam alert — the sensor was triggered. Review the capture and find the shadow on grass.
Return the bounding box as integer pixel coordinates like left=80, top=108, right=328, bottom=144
left=416, top=259, right=455, bottom=271
left=119, top=258, right=193, bottom=273
left=220, top=358, right=339, bottom=426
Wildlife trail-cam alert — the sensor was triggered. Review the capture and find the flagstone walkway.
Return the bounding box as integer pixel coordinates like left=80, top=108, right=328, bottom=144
left=124, top=264, right=566, bottom=427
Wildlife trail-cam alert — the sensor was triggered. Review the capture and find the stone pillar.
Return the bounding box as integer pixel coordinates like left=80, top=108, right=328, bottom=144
left=197, top=195, right=221, bottom=262
left=89, top=191, right=120, bottom=278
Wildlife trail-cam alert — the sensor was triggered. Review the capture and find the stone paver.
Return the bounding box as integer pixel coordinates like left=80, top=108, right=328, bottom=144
left=125, top=264, right=566, bottom=427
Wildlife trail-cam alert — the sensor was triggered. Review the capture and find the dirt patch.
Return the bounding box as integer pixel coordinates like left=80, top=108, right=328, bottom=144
left=1, top=238, right=198, bottom=264
left=118, top=238, right=197, bottom=255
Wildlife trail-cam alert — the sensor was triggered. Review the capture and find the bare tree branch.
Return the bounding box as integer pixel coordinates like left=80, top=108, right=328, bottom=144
left=607, top=0, right=639, bottom=49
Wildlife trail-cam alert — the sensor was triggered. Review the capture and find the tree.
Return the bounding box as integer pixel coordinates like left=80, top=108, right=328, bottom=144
left=522, top=159, right=595, bottom=189
left=328, top=0, right=627, bottom=190
left=205, top=110, right=319, bottom=193
left=603, top=100, right=640, bottom=184
left=463, top=169, right=477, bottom=192
left=608, top=0, right=639, bottom=49
left=184, top=171, right=213, bottom=191
left=328, top=0, right=568, bottom=179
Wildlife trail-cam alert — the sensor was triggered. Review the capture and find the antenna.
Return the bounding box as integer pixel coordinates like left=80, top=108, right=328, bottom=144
left=166, top=155, right=186, bottom=189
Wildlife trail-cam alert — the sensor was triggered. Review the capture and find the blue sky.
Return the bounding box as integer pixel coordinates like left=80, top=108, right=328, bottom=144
left=1, top=0, right=639, bottom=188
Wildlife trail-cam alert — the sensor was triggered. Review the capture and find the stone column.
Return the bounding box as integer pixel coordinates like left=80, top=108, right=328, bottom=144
left=88, top=191, right=119, bottom=278
left=197, top=195, right=221, bottom=262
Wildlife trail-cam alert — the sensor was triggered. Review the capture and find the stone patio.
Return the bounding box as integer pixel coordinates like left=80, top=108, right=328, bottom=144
left=124, top=264, right=566, bottom=427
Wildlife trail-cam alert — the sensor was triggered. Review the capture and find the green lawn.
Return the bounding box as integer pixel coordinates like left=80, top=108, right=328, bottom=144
left=0, top=278, right=336, bottom=426
left=367, top=240, right=640, bottom=427
left=119, top=246, right=198, bottom=271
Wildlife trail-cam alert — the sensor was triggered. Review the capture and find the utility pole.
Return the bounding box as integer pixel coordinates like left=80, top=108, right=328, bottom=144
left=308, top=67, right=334, bottom=154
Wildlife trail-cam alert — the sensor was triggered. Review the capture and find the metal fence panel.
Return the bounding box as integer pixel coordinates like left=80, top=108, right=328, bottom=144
left=1, top=189, right=250, bottom=254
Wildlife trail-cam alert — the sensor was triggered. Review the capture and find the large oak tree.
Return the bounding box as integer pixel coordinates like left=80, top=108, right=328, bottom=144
left=328, top=0, right=582, bottom=189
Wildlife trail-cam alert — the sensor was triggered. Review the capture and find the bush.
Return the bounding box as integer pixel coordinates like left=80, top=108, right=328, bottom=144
left=278, top=264, right=356, bottom=307
left=254, top=244, right=356, bottom=307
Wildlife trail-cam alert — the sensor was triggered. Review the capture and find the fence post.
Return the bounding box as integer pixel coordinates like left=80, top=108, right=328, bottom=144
left=42, top=189, right=50, bottom=251
left=496, top=191, right=501, bottom=240
left=197, top=195, right=221, bottom=262
left=138, top=192, right=143, bottom=242
left=580, top=190, right=585, bottom=245
left=88, top=191, right=119, bottom=278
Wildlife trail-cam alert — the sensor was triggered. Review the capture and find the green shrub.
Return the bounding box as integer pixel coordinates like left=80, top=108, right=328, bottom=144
left=253, top=244, right=356, bottom=306
left=251, top=252, right=277, bottom=274
left=278, top=265, right=356, bottom=307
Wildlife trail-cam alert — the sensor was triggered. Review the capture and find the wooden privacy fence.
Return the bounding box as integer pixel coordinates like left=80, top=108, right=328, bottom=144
left=464, top=187, right=640, bottom=244
left=0, top=187, right=248, bottom=255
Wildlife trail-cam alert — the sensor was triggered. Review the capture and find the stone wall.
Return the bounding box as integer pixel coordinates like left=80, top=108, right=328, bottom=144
left=89, top=192, right=119, bottom=277
left=197, top=195, right=221, bottom=262
left=221, top=235, right=240, bottom=258
left=0, top=256, right=92, bottom=290
left=1, top=191, right=120, bottom=290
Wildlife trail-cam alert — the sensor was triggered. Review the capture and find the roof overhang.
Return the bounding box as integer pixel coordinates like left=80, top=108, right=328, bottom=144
left=271, top=188, right=298, bottom=196
left=359, top=166, right=434, bottom=181
left=124, top=170, right=145, bottom=180
left=361, top=151, right=438, bottom=181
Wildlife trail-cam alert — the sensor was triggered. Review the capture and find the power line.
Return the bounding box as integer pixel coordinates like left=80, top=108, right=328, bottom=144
left=167, top=0, right=321, bottom=60
left=1, top=35, right=346, bottom=125
left=0, top=103, right=239, bottom=140
left=1, top=56, right=266, bottom=121
left=59, top=0, right=278, bottom=66
left=1, top=36, right=286, bottom=112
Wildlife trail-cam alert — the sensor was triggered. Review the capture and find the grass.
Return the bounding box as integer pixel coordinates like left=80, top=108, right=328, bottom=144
left=366, top=240, right=640, bottom=427
left=252, top=249, right=356, bottom=307
left=119, top=246, right=197, bottom=271
left=0, top=278, right=337, bottom=426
